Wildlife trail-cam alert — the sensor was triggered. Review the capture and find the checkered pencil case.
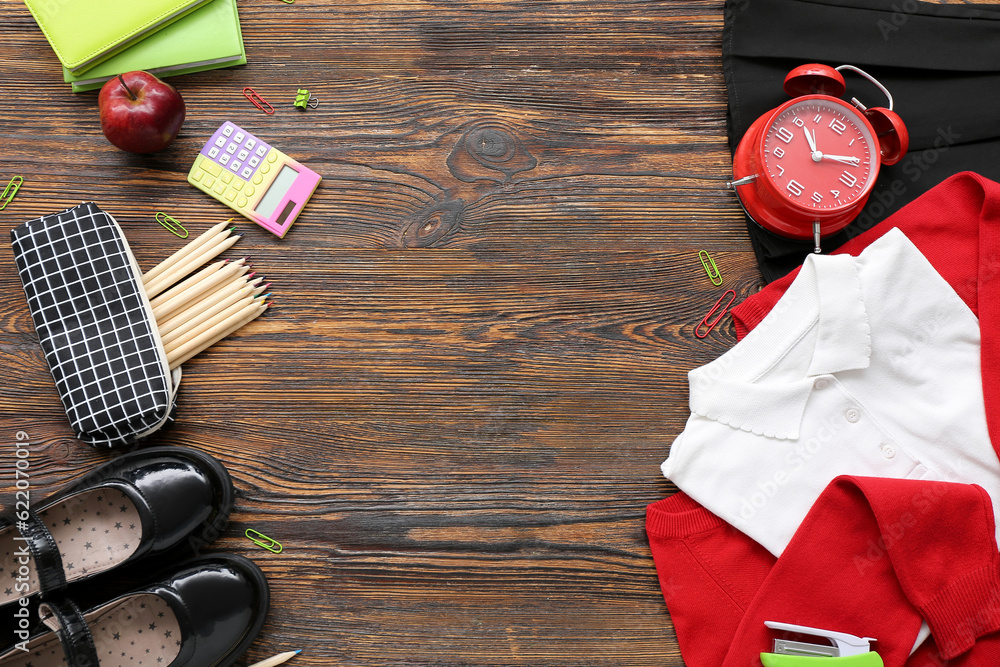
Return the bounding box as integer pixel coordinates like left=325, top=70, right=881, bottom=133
left=10, top=202, right=179, bottom=448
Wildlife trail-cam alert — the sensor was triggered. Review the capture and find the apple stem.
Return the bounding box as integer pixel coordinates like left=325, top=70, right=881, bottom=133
left=117, top=74, right=137, bottom=101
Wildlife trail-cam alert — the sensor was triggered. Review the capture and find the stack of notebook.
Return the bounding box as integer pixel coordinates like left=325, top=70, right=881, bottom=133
left=23, top=0, right=246, bottom=92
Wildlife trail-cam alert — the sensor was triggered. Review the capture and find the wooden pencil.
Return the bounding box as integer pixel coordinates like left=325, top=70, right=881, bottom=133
left=167, top=300, right=269, bottom=369
left=145, top=232, right=242, bottom=298
left=157, top=276, right=265, bottom=337
left=149, top=259, right=229, bottom=310
left=160, top=284, right=268, bottom=346
left=248, top=650, right=301, bottom=667
left=164, top=294, right=262, bottom=354
left=151, top=260, right=249, bottom=322
left=142, top=219, right=231, bottom=286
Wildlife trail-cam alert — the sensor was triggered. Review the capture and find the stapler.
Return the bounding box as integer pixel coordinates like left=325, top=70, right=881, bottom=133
left=760, top=621, right=884, bottom=666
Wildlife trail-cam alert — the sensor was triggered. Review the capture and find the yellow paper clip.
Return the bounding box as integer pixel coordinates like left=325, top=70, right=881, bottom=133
left=1, top=176, right=23, bottom=211
left=695, top=289, right=736, bottom=339
left=155, top=212, right=189, bottom=238
left=246, top=528, right=282, bottom=553
left=243, top=87, right=275, bottom=115
left=698, top=250, right=722, bottom=286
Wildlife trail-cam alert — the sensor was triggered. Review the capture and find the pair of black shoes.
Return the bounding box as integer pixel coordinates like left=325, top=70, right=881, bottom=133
left=0, top=447, right=268, bottom=667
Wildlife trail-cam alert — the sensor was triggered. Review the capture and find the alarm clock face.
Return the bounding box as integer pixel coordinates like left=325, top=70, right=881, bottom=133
left=760, top=96, right=878, bottom=212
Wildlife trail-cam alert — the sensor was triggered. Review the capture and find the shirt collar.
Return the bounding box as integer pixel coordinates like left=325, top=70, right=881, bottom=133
left=688, top=248, right=872, bottom=440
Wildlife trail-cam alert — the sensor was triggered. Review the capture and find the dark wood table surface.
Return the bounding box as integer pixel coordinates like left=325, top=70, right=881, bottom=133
left=0, top=1, right=763, bottom=664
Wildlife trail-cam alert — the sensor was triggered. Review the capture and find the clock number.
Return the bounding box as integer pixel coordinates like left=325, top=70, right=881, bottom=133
left=776, top=127, right=794, bottom=144
left=831, top=189, right=841, bottom=198
left=776, top=165, right=785, bottom=176
left=812, top=114, right=823, bottom=124
left=829, top=119, right=847, bottom=135
left=786, top=180, right=804, bottom=197
left=839, top=171, right=858, bottom=188
left=811, top=192, right=823, bottom=203
left=792, top=117, right=804, bottom=128
left=772, top=146, right=785, bottom=158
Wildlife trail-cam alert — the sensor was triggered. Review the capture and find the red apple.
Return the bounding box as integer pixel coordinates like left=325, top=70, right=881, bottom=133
left=98, top=71, right=185, bottom=153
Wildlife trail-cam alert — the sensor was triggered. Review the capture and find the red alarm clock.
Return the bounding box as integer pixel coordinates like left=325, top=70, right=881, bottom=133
left=730, top=64, right=908, bottom=252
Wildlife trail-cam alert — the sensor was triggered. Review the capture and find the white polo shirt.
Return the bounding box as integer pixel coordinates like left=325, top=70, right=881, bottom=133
left=662, top=228, right=1000, bottom=557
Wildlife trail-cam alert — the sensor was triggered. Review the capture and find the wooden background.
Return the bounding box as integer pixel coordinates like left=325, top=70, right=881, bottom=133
left=0, top=1, right=764, bottom=665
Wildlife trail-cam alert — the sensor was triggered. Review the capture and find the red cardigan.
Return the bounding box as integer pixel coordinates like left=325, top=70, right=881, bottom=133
left=647, top=173, right=1000, bottom=666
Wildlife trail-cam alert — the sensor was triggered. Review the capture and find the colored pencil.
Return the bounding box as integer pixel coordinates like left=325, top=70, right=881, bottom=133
left=142, top=219, right=231, bottom=286
left=164, top=294, right=263, bottom=354
left=248, top=650, right=301, bottom=667
left=145, top=232, right=241, bottom=298
left=157, top=276, right=264, bottom=337
left=160, top=284, right=268, bottom=346
left=167, top=300, right=269, bottom=369
left=149, top=259, right=229, bottom=310
left=151, top=260, right=249, bottom=322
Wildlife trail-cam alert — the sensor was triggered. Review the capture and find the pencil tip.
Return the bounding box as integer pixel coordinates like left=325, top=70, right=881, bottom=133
left=247, top=271, right=256, bottom=278
left=295, top=650, right=302, bottom=655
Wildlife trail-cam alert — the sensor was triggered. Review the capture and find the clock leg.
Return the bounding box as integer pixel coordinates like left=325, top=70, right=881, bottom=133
left=813, top=221, right=822, bottom=254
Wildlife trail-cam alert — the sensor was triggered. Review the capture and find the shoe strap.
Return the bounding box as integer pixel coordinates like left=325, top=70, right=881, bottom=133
left=18, top=509, right=68, bottom=596
left=14, top=511, right=66, bottom=597
left=39, top=597, right=100, bottom=667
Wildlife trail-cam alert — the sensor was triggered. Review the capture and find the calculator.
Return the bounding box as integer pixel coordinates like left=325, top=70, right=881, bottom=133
left=187, top=121, right=322, bottom=238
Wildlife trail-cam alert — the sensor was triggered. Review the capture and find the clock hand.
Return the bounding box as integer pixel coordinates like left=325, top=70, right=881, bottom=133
left=821, top=154, right=861, bottom=166
left=803, top=127, right=821, bottom=161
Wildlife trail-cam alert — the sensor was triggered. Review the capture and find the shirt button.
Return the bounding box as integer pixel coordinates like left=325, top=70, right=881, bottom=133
left=814, top=378, right=829, bottom=390
left=845, top=408, right=861, bottom=423
left=881, top=444, right=896, bottom=459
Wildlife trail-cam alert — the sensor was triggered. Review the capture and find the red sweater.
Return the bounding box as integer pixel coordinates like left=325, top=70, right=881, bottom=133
left=648, top=173, right=1000, bottom=666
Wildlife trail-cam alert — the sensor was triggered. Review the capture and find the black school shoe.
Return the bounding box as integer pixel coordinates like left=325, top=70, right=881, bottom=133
left=0, top=554, right=269, bottom=667
left=0, top=446, right=233, bottom=612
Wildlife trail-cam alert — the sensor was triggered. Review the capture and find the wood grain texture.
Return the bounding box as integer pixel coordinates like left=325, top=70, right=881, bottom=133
left=0, top=0, right=759, bottom=664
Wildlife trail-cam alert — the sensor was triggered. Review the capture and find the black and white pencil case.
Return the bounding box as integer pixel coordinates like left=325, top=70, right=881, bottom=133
left=10, top=202, right=180, bottom=449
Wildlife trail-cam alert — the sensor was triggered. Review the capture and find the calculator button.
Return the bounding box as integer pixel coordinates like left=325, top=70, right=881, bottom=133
left=199, top=158, right=221, bottom=176
left=220, top=171, right=233, bottom=184
left=266, top=150, right=278, bottom=163
left=222, top=125, right=234, bottom=137
left=231, top=179, right=244, bottom=191
left=252, top=173, right=264, bottom=185
left=255, top=145, right=267, bottom=157
left=214, top=136, right=226, bottom=147
left=213, top=182, right=226, bottom=195
left=237, top=197, right=248, bottom=208
left=224, top=190, right=237, bottom=202
left=244, top=185, right=255, bottom=197
left=208, top=147, right=220, bottom=159
left=219, top=154, right=230, bottom=165
left=248, top=157, right=260, bottom=168
left=190, top=169, right=204, bottom=182
left=237, top=149, right=249, bottom=160
left=260, top=163, right=270, bottom=174
left=241, top=167, right=253, bottom=179
left=234, top=132, right=245, bottom=142
left=231, top=160, right=242, bottom=171
left=226, top=142, right=238, bottom=154
left=203, top=176, right=216, bottom=188
left=245, top=138, right=256, bottom=150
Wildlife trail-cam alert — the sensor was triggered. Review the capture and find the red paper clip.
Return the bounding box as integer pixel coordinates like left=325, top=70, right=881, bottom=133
left=695, top=289, right=736, bottom=339
left=243, top=87, right=274, bottom=114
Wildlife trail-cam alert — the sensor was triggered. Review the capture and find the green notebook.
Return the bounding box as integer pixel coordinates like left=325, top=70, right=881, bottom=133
left=24, top=0, right=212, bottom=74
left=63, top=0, right=246, bottom=93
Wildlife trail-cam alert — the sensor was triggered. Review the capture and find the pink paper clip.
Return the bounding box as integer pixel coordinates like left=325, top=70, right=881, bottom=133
left=695, top=289, right=736, bottom=339
left=243, top=87, right=275, bottom=114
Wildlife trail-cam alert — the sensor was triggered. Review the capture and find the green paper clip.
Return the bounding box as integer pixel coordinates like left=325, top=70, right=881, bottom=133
left=293, top=88, right=318, bottom=110
left=280, top=0, right=294, bottom=3
left=155, top=212, right=189, bottom=238
left=246, top=528, right=283, bottom=553
left=1, top=176, right=23, bottom=211
left=698, top=250, right=722, bottom=286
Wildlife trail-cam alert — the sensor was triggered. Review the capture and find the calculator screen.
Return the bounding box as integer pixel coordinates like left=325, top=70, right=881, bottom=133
left=255, top=165, right=300, bottom=218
